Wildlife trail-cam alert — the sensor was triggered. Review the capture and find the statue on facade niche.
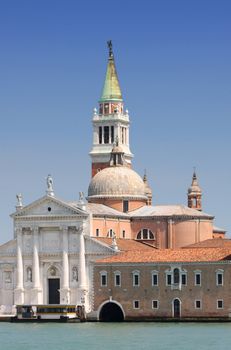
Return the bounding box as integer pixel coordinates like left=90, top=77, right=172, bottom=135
left=4, top=271, right=12, bottom=283
left=27, top=267, right=32, bottom=282
left=72, top=267, right=78, bottom=282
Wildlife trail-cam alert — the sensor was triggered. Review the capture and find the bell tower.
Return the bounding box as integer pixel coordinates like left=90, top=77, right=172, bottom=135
left=89, top=41, right=133, bottom=177
left=188, top=170, right=202, bottom=211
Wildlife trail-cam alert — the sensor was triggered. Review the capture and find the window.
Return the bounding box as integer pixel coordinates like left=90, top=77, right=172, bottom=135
left=114, top=271, right=121, bottom=287
left=123, top=200, right=129, bottom=213
left=104, top=126, right=109, bottom=144
left=152, top=271, right=158, bottom=286
left=195, top=300, right=202, bottom=309
left=195, top=272, right=201, bottom=286
left=217, top=300, right=223, bottom=309
left=167, top=274, right=172, bottom=286
left=100, top=271, right=107, bottom=287
left=173, top=268, right=180, bottom=284
left=166, top=267, right=187, bottom=289
left=181, top=273, right=187, bottom=285
left=133, top=300, right=140, bottom=309
left=152, top=300, right=159, bottom=309
left=216, top=269, right=224, bottom=286
left=122, top=230, right=126, bottom=238
left=132, top=271, right=140, bottom=287
left=99, top=127, right=102, bottom=144
left=136, top=229, right=154, bottom=240
left=96, top=228, right=100, bottom=237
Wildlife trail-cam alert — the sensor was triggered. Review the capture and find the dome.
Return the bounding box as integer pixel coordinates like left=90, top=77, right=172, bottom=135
left=88, top=166, right=147, bottom=199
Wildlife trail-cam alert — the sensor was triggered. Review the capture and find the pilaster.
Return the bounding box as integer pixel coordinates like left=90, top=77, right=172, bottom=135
left=14, top=227, right=24, bottom=305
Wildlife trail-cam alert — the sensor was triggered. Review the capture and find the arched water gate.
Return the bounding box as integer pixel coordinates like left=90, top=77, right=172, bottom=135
left=99, top=301, right=124, bottom=322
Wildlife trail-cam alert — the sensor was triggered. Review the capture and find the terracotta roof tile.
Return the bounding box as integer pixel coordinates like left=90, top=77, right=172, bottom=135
left=96, top=247, right=231, bottom=264
left=95, top=238, right=155, bottom=251
left=184, top=238, right=231, bottom=248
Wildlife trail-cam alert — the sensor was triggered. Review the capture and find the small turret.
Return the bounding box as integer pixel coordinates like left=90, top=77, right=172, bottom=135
left=143, top=170, right=152, bottom=205
left=188, top=170, right=202, bottom=211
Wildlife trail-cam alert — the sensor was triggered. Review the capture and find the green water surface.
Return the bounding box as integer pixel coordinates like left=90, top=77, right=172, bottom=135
left=0, top=322, right=230, bottom=350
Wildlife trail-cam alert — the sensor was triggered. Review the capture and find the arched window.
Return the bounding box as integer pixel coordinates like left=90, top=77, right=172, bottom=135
left=173, top=268, right=180, bottom=284
left=136, top=229, right=154, bottom=240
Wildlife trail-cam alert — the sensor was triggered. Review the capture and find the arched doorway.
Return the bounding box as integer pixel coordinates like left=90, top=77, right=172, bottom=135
left=99, top=302, right=124, bottom=322
left=173, top=298, right=181, bottom=318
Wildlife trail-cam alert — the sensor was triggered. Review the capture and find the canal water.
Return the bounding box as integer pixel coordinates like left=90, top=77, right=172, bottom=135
left=0, top=322, right=230, bottom=350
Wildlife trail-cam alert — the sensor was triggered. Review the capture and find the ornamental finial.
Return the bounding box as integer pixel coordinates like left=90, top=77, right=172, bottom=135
left=107, top=40, right=113, bottom=57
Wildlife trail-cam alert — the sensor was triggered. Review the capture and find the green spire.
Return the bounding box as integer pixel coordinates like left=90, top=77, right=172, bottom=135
left=100, top=41, right=123, bottom=102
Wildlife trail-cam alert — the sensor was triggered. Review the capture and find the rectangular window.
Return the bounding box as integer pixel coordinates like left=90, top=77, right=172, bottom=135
left=96, top=228, right=99, bottom=237
left=104, top=126, right=109, bottom=144
left=217, top=300, right=223, bottom=309
left=152, top=274, right=158, bottom=286
left=195, top=300, right=202, bottom=309
left=181, top=274, right=187, bottom=285
left=217, top=273, right=223, bottom=286
left=133, top=300, right=140, bottom=309
left=99, top=127, right=102, bottom=144
left=123, top=200, right=129, bottom=213
left=101, top=274, right=107, bottom=287
left=111, top=126, right=114, bottom=143
left=167, top=274, right=172, bottom=286
left=133, top=273, right=140, bottom=287
left=152, top=300, right=159, bottom=309
left=195, top=273, right=201, bottom=286
left=115, top=274, right=121, bottom=287
left=122, top=230, right=126, bottom=238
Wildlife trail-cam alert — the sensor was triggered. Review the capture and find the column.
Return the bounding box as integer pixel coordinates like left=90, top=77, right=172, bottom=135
left=60, top=226, right=70, bottom=304
left=78, top=224, right=88, bottom=311
left=14, top=227, right=24, bottom=304
left=31, top=226, right=42, bottom=304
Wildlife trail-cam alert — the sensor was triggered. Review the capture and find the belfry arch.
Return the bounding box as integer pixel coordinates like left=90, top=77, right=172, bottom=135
left=98, top=301, right=125, bottom=322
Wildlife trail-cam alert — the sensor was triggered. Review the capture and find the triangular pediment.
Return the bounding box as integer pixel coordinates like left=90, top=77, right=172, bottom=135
left=85, top=236, right=117, bottom=255
left=11, top=195, right=88, bottom=218
left=0, top=239, right=16, bottom=256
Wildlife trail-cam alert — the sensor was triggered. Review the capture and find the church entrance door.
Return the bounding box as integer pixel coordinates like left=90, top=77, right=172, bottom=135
left=48, top=278, right=60, bottom=304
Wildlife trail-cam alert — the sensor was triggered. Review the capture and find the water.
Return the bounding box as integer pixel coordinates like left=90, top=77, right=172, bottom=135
left=0, top=322, right=230, bottom=350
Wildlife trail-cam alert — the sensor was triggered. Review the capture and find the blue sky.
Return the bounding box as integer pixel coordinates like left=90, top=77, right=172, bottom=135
left=0, top=0, right=230, bottom=243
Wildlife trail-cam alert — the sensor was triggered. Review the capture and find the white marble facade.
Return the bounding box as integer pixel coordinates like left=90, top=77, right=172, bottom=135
left=0, top=184, right=114, bottom=314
